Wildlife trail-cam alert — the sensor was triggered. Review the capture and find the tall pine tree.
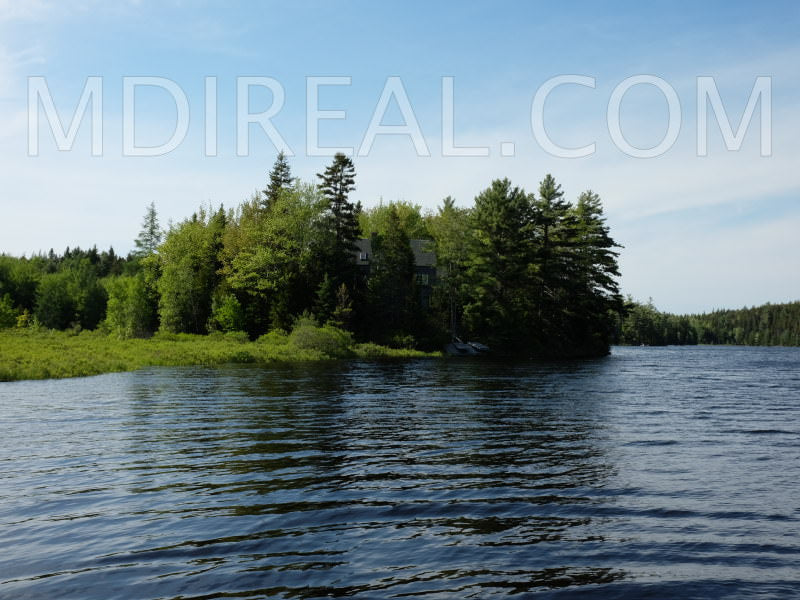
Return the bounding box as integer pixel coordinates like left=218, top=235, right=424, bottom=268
left=262, top=151, right=293, bottom=210
left=316, top=153, right=361, bottom=286
left=530, top=174, right=573, bottom=340
left=463, top=178, right=537, bottom=351
left=559, top=190, right=623, bottom=355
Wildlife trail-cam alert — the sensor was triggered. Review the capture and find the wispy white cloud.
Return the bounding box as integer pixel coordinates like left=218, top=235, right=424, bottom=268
left=0, top=0, right=52, bottom=23
left=0, top=44, right=45, bottom=99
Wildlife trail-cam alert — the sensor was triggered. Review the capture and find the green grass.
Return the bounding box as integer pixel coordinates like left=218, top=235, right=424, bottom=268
left=0, top=327, right=440, bottom=382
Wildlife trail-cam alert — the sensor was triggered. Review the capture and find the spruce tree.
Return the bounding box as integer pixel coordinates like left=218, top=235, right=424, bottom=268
left=318, top=154, right=359, bottom=242
left=316, top=153, right=361, bottom=284
left=133, top=202, right=163, bottom=257
left=263, top=151, right=293, bottom=210
left=314, top=273, right=337, bottom=324
left=331, top=283, right=354, bottom=330
left=367, top=208, right=416, bottom=342
left=428, top=196, right=470, bottom=339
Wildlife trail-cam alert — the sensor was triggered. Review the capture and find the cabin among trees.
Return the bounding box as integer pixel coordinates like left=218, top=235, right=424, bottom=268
left=3, top=147, right=797, bottom=355
left=0, top=151, right=634, bottom=358
left=355, top=239, right=437, bottom=309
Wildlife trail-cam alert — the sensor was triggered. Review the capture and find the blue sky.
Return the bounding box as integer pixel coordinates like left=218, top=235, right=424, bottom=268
left=1, top=0, right=798, bottom=313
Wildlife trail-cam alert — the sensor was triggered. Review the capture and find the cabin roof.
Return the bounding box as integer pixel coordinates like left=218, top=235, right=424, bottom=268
left=354, top=238, right=436, bottom=267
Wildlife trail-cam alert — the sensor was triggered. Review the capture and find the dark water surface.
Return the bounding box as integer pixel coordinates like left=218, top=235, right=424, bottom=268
left=2, top=346, right=799, bottom=598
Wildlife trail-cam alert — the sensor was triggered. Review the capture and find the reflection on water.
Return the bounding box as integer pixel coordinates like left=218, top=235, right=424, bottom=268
left=1, top=347, right=800, bottom=598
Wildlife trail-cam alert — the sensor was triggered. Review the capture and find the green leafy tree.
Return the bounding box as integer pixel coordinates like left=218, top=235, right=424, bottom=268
left=158, top=206, right=226, bottom=334
left=104, top=274, right=156, bottom=338
left=359, top=200, right=428, bottom=239
left=0, top=255, right=41, bottom=313
left=67, top=258, right=107, bottom=330
left=0, top=294, right=17, bottom=328
left=208, top=291, right=246, bottom=333
left=222, top=183, right=328, bottom=334
left=32, top=260, right=106, bottom=331
left=35, top=272, right=76, bottom=329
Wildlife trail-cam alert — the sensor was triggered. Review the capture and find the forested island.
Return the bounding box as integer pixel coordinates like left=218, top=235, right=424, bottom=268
left=0, top=152, right=625, bottom=380
left=615, top=299, right=800, bottom=347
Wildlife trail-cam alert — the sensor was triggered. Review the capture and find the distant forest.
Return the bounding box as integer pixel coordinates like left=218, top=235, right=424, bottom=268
left=0, top=152, right=624, bottom=358
left=615, top=299, right=800, bottom=347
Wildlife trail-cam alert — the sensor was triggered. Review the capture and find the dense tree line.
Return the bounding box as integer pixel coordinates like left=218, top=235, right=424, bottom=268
left=615, top=299, right=800, bottom=346
left=0, top=246, right=126, bottom=331
left=1, top=154, right=625, bottom=357
left=693, top=303, right=800, bottom=346
left=614, top=299, right=698, bottom=345
left=454, top=176, right=622, bottom=356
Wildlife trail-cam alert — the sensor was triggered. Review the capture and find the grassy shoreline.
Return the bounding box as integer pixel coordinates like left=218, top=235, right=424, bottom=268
left=0, top=328, right=440, bottom=383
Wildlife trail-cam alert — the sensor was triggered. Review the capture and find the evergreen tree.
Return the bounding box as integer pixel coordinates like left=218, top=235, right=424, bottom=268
left=331, top=283, right=354, bottom=331
left=618, top=300, right=800, bottom=347
left=366, top=208, right=417, bottom=344
left=463, top=178, right=536, bottom=351
left=557, top=190, right=623, bottom=354
left=263, top=151, right=293, bottom=210
left=316, top=153, right=361, bottom=285
left=571, top=190, right=622, bottom=304
left=98, top=247, right=124, bottom=277
left=314, top=274, right=337, bottom=324
left=427, top=196, right=471, bottom=339
left=133, top=202, right=163, bottom=258
left=461, top=176, right=622, bottom=356
left=531, top=174, right=572, bottom=321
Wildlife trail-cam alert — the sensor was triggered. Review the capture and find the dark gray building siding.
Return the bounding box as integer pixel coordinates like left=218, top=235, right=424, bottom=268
left=353, top=239, right=437, bottom=308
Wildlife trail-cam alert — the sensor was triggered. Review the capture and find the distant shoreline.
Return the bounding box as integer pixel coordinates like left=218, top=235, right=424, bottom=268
left=5, top=328, right=798, bottom=384
left=0, top=329, right=438, bottom=383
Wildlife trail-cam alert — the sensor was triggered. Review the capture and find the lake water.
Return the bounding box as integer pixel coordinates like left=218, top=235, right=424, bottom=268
left=1, top=346, right=799, bottom=599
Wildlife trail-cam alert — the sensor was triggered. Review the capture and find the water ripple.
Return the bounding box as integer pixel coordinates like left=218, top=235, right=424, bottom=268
left=1, top=347, right=800, bottom=598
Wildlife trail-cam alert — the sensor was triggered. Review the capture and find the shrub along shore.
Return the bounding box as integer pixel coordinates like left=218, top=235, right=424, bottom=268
left=0, top=321, right=438, bottom=383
